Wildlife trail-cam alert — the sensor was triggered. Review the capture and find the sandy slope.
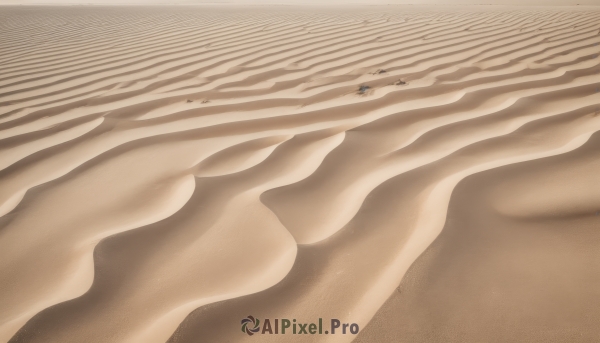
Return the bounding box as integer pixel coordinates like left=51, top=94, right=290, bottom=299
left=0, top=5, right=599, bottom=343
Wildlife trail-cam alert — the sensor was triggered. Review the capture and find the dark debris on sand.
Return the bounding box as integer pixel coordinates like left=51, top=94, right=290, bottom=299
left=358, top=85, right=371, bottom=94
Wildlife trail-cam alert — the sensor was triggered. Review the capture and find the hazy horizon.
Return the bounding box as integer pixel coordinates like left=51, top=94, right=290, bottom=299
left=1, top=0, right=598, bottom=5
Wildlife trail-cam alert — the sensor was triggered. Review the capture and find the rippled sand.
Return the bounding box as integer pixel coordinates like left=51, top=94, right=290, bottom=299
left=1, top=5, right=600, bottom=343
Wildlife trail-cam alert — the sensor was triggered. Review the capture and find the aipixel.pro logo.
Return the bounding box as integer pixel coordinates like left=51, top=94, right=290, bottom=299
left=240, top=316, right=359, bottom=336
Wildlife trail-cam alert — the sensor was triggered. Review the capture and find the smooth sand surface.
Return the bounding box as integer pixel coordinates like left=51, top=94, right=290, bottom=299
left=0, top=5, right=599, bottom=343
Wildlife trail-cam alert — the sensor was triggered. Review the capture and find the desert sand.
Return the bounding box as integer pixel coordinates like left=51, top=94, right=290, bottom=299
left=0, top=4, right=599, bottom=343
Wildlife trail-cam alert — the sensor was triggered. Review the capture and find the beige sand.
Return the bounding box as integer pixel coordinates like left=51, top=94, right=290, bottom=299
left=0, top=4, right=599, bottom=343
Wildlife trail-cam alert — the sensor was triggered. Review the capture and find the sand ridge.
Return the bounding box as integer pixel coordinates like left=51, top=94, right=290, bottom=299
left=0, top=5, right=599, bottom=343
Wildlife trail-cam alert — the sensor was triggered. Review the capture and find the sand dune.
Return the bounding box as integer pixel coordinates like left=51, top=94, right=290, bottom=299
left=0, top=5, right=599, bottom=343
